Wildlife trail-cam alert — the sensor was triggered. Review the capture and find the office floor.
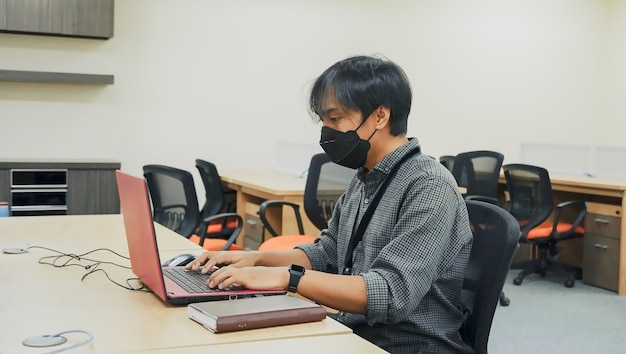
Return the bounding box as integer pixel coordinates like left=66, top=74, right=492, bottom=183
left=489, top=272, right=626, bottom=353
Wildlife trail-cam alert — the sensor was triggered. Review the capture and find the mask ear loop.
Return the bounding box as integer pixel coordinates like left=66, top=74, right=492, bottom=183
left=366, top=128, right=377, bottom=141
left=357, top=110, right=379, bottom=141
left=353, top=113, right=370, bottom=132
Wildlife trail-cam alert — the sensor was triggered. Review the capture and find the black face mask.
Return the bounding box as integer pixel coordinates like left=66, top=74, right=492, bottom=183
left=319, top=120, right=376, bottom=169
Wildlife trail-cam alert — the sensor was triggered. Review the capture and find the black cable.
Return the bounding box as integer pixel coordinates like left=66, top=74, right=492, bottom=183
left=80, top=266, right=148, bottom=291
left=26, top=245, right=150, bottom=292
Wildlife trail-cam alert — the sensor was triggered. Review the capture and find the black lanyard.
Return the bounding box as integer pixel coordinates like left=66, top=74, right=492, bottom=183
left=342, top=147, right=421, bottom=275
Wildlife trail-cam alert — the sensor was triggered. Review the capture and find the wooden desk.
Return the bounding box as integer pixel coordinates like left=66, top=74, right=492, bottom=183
left=0, top=214, right=353, bottom=353
left=146, top=333, right=389, bottom=353
left=0, top=214, right=205, bottom=254
left=221, top=171, right=322, bottom=249
left=499, top=173, right=626, bottom=295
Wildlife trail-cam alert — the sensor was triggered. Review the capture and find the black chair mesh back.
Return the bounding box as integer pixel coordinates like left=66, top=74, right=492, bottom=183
left=195, top=159, right=226, bottom=220
left=503, top=164, right=553, bottom=237
left=143, top=165, right=200, bottom=238
left=452, top=151, right=504, bottom=199
left=303, top=153, right=354, bottom=230
left=439, top=155, right=456, bottom=171
left=460, top=200, right=520, bottom=354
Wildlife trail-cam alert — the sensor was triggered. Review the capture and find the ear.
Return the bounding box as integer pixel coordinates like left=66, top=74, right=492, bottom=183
left=374, top=106, right=391, bottom=129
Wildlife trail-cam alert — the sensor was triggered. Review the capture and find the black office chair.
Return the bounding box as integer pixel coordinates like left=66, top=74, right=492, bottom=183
left=439, top=155, right=456, bottom=171
left=452, top=150, right=505, bottom=205
left=143, top=164, right=243, bottom=251
left=451, top=150, right=510, bottom=306
left=195, top=159, right=236, bottom=217
left=257, top=153, right=354, bottom=250
left=503, top=164, right=586, bottom=288
left=302, top=153, right=355, bottom=231
left=460, top=200, right=520, bottom=354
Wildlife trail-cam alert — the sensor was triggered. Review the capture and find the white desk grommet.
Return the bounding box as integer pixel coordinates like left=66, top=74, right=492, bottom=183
left=23, top=335, right=68, bottom=347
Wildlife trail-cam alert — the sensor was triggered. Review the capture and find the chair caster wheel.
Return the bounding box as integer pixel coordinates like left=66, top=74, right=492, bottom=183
left=564, top=279, right=575, bottom=288
left=513, top=277, right=523, bottom=286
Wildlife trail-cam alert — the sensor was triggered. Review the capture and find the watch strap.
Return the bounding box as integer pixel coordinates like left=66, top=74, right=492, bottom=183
left=287, top=265, right=305, bottom=293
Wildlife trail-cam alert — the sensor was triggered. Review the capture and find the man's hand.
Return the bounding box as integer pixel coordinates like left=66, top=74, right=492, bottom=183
left=208, top=265, right=289, bottom=291
left=185, top=250, right=260, bottom=273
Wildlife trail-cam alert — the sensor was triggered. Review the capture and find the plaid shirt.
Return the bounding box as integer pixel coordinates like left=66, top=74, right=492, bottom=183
left=298, top=138, right=473, bottom=354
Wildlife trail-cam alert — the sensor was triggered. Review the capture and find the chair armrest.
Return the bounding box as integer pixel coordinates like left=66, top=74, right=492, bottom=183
left=552, top=200, right=587, bottom=239
left=197, top=213, right=243, bottom=250
left=464, top=195, right=499, bottom=204
left=258, top=200, right=305, bottom=237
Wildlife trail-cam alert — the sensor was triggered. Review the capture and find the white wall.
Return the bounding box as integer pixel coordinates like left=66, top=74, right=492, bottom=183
left=607, top=0, right=626, bottom=139
left=0, top=0, right=619, bottom=182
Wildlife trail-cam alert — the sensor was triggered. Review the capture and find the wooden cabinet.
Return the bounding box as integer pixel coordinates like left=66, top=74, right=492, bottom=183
left=221, top=171, right=322, bottom=249
left=0, top=159, right=121, bottom=216
left=244, top=201, right=264, bottom=250
left=0, top=0, right=114, bottom=39
left=0, top=1, right=5, bottom=29
left=583, top=202, right=622, bottom=291
left=67, top=167, right=119, bottom=214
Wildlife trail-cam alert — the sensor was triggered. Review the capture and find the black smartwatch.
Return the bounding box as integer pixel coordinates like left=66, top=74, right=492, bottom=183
left=287, top=264, right=306, bottom=293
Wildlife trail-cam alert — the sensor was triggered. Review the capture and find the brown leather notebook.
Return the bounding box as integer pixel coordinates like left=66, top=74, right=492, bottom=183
left=188, top=295, right=327, bottom=333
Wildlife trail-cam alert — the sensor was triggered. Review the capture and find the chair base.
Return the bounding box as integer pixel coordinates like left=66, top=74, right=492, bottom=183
left=512, top=257, right=581, bottom=288
left=499, top=292, right=510, bottom=306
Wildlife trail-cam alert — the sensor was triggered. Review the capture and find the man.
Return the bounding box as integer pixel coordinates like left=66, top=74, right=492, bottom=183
left=188, top=55, right=473, bottom=353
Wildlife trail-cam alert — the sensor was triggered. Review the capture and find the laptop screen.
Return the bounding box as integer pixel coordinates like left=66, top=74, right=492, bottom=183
left=116, top=170, right=170, bottom=301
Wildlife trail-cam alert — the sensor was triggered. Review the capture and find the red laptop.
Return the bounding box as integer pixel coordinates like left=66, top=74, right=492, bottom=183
left=115, top=170, right=286, bottom=305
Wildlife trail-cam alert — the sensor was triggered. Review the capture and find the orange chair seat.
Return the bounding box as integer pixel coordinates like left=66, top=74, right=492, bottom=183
left=189, top=235, right=243, bottom=251
left=188, top=218, right=242, bottom=251
left=205, top=219, right=238, bottom=234
left=258, top=235, right=318, bottom=251
left=526, top=222, right=584, bottom=240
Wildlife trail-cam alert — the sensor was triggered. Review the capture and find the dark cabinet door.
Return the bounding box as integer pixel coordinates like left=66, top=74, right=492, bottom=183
left=1, top=0, right=113, bottom=39
left=66, top=0, right=114, bottom=39
left=68, top=169, right=120, bottom=215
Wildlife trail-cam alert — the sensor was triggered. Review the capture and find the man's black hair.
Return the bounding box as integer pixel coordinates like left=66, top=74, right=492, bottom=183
left=309, top=55, right=412, bottom=136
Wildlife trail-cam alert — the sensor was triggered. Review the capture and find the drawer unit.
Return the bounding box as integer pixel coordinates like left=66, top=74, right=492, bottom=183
left=582, top=202, right=622, bottom=291
left=244, top=202, right=264, bottom=250
left=10, top=169, right=68, bottom=216
left=584, top=211, right=621, bottom=238
left=0, top=160, right=120, bottom=215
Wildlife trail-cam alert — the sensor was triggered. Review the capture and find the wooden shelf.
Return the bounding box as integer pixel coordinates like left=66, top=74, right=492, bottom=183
left=0, top=69, right=114, bottom=85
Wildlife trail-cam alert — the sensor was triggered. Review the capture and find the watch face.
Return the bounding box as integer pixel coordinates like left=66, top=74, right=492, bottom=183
left=288, top=264, right=305, bottom=293
left=290, top=264, right=305, bottom=273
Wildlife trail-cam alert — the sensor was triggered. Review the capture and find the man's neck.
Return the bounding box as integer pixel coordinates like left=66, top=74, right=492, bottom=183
left=364, top=135, right=409, bottom=170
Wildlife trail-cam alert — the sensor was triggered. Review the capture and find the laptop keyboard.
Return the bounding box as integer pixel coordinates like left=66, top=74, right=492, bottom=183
left=163, top=267, right=242, bottom=293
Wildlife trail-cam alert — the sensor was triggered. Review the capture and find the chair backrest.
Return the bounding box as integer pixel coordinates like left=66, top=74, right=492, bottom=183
left=142, top=164, right=201, bottom=238
left=303, top=153, right=354, bottom=230
left=452, top=150, right=504, bottom=202
left=502, top=163, right=553, bottom=237
left=461, top=200, right=521, bottom=354
left=439, top=155, right=456, bottom=171
left=195, top=159, right=227, bottom=220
